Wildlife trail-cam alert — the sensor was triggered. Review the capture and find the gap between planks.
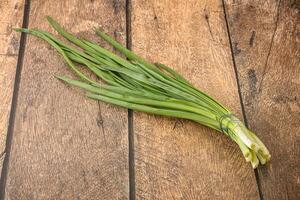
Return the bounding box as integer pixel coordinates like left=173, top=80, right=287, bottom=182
left=0, top=0, right=31, bottom=199
left=126, top=0, right=136, bottom=199
left=221, top=0, right=263, bottom=200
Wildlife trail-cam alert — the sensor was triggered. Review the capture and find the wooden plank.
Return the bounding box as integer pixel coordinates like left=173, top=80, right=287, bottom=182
left=3, top=0, right=128, bottom=199
left=0, top=0, right=24, bottom=177
left=130, top=0, right=259, bottom=199
left=225, top=0, right=300, bottom=199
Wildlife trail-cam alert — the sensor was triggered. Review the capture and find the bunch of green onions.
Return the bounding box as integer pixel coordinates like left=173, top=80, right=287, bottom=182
left=16, top=17, right=270, bottom=168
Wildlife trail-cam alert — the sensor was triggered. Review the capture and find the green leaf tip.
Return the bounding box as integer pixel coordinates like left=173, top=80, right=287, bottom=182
left=13, top=28, right=29, bottom=33
left=54, top=75, right=69, bottom=82
left=46, top=15, right=58, bottom=27
left=46, top=16, right=65, bottom=34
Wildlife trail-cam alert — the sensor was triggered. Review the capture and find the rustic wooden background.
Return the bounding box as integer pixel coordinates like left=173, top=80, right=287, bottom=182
left=0, top=0, right=299, bottom=199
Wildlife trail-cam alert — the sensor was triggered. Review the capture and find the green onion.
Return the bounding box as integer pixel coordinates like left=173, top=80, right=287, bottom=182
left=15, top=16, right=270, bottom=168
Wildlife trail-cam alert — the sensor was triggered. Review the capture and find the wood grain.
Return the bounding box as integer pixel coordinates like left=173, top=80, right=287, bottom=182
left=225, top=0, right=300, bottom=199
left=0, top=0, right=24, bottom=178
left=3, top=0, right=128, bottom=199
left=130, top=0, right=259, bottom=199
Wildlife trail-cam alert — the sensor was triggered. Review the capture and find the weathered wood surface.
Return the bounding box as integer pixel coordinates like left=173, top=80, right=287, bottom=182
left=0, top=0, right=24, bottom=178
left=2, top=0, right=128, bottom=199
left=0, top=0, right=299, bottom=199
left=225, top=0, right=300, bottom=199
left=130, top=0, right=259, bottom=199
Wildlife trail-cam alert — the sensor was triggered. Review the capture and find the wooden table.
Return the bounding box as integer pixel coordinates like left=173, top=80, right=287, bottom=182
left=0, top=0, right=299, bottom=199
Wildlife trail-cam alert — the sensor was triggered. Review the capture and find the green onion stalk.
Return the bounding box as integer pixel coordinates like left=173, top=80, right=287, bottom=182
left=15, top=16, right=270, bottom=168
